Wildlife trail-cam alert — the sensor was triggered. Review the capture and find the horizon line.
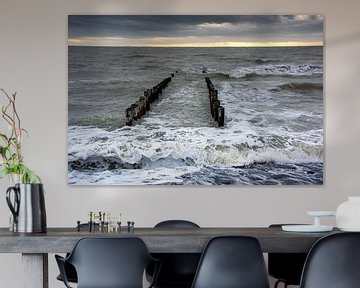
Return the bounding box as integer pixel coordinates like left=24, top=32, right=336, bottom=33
left=68, top=44, right=323, bottom=48
left=68, top=38, right=323, bottom=48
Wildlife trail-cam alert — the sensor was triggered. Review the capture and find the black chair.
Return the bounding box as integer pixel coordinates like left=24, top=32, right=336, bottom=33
left=55, top=237, right=160, bottom=288
left=147, top=220, right=201, bottom=288
left=155, top=220, right=200, bottom=229
left=56, top=262, right=77, bottom=284
left=300, top=232, right=360, bottom=288
left=268, top=224, right=308, bottom=288
left=56, top=223, right=99, bottom=284
left=191, top=236, right=270, bottom=288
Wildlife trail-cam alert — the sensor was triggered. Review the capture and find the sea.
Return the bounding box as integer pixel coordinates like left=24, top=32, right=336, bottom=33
left=68, top=46, right=323, bottom=185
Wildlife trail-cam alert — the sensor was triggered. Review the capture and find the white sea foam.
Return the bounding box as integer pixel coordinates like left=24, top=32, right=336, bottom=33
left=181, top=64, right=323, bottom=79
left=68, top=120, right=323, bottom=184
left=229, top=64, right=323, bottom=78
left=68, top=165, right=201, bottom=185
left=68, top=123, right=322, bottom=169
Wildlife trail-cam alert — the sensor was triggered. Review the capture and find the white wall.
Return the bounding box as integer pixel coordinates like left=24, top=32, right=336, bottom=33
left=1, top=0, right=360, bottom=287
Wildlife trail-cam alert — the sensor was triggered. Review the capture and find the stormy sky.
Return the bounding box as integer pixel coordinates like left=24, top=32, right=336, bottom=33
left=68, top=15, right=323, bottom=47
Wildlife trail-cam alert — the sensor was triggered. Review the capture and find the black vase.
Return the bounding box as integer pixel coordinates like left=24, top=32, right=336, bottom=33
left=6, top=183, right=47, bottom=233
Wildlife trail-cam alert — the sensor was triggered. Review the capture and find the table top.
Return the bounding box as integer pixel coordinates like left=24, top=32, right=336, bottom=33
left=0, top=227, right=339, bottom=253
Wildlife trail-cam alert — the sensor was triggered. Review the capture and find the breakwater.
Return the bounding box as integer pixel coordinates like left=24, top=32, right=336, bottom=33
left=205, top=77, right=225, bottom=127
left=125, top=76, right=172, bottom=126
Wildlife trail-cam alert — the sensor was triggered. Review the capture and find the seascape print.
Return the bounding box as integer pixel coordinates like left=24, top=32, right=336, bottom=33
left=68, top=15, right=323, bottom=185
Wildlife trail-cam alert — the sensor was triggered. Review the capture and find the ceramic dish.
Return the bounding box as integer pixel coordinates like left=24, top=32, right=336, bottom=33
left=282, top=225, right=333, bottom=232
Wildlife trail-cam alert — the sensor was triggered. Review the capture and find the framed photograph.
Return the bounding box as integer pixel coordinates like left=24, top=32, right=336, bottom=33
left=68, top=15, right=323, bottom=185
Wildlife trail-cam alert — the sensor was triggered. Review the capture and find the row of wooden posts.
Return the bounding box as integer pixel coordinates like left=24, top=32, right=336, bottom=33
left=205, top=77, right=225, bottom=127
left=125, top=76, right=173, bottom=126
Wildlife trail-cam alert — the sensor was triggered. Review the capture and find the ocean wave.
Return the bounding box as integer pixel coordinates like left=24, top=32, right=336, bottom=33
left=68, top=143, right=323, bottom=172
left=68, top=78, right=132, bottom=85
left=277, top=82, right=323, bottom=91
left=181, top=63, right=322, bottom=80
left=68, top=155, right=196, bottom=171
left=69, top=155, right=131, bottom=171
left=125, top=54, right=150, bottom=59
left=181, top=163, right=323, bottom=185
left=68, top=126, right=323, bottom=173
left=69, top=161, right=323, bottom=185
left=253, top=58, right=279, bottom=64
left=243, top=72, right=259, bottom=79
left=207, top=72, right=231, bottom=80
left=212, top=71, right=264, bottom=80
left=141, top=64, right=161, bottom=70
left=68, top=63, right=87, bottom=69
left=230, top=64, right=323, bottom=78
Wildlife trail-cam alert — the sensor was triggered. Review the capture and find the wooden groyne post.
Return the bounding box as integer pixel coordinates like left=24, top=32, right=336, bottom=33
left=205, top=77, right=225, bottom=127
left=125, top=75, right=172, bottom=126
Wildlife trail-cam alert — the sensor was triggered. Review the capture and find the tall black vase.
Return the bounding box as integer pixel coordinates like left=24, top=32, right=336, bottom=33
left=6, top=183, right=47, bottom=233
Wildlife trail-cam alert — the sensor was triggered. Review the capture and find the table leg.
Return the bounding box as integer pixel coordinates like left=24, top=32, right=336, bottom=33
left=22, top=253, right=48, bottom=288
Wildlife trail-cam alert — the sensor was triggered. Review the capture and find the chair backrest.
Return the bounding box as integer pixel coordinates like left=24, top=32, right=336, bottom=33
left=151, top=220, right=201, bottom=286
left=155, top=220, right=200, bottom=228
left=67, top=237, right=154, bottom=288
left=191, top=236, right=270, bottom=288
left=268, top=224, right=308, bottom=285
left=300, top=232, right=360, bottom=288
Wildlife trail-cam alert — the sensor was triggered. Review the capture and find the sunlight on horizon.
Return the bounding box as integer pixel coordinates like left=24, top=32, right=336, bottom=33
left=68, top=37, right=323, bottom=48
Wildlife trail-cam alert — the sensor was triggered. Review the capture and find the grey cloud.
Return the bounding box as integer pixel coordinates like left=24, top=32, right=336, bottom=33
left=68, top=15, right=323, bottom=42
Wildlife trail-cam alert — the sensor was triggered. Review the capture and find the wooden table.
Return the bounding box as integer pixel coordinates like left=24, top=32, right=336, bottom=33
left=0, top=227, right=338, bottom=288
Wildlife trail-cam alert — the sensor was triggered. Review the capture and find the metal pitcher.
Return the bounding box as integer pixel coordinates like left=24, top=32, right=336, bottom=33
left=6, top=183, right=47, bottom=233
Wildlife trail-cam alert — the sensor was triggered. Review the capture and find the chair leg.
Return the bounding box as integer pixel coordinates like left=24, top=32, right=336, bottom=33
left=274, top=280, right=290, bottom=288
